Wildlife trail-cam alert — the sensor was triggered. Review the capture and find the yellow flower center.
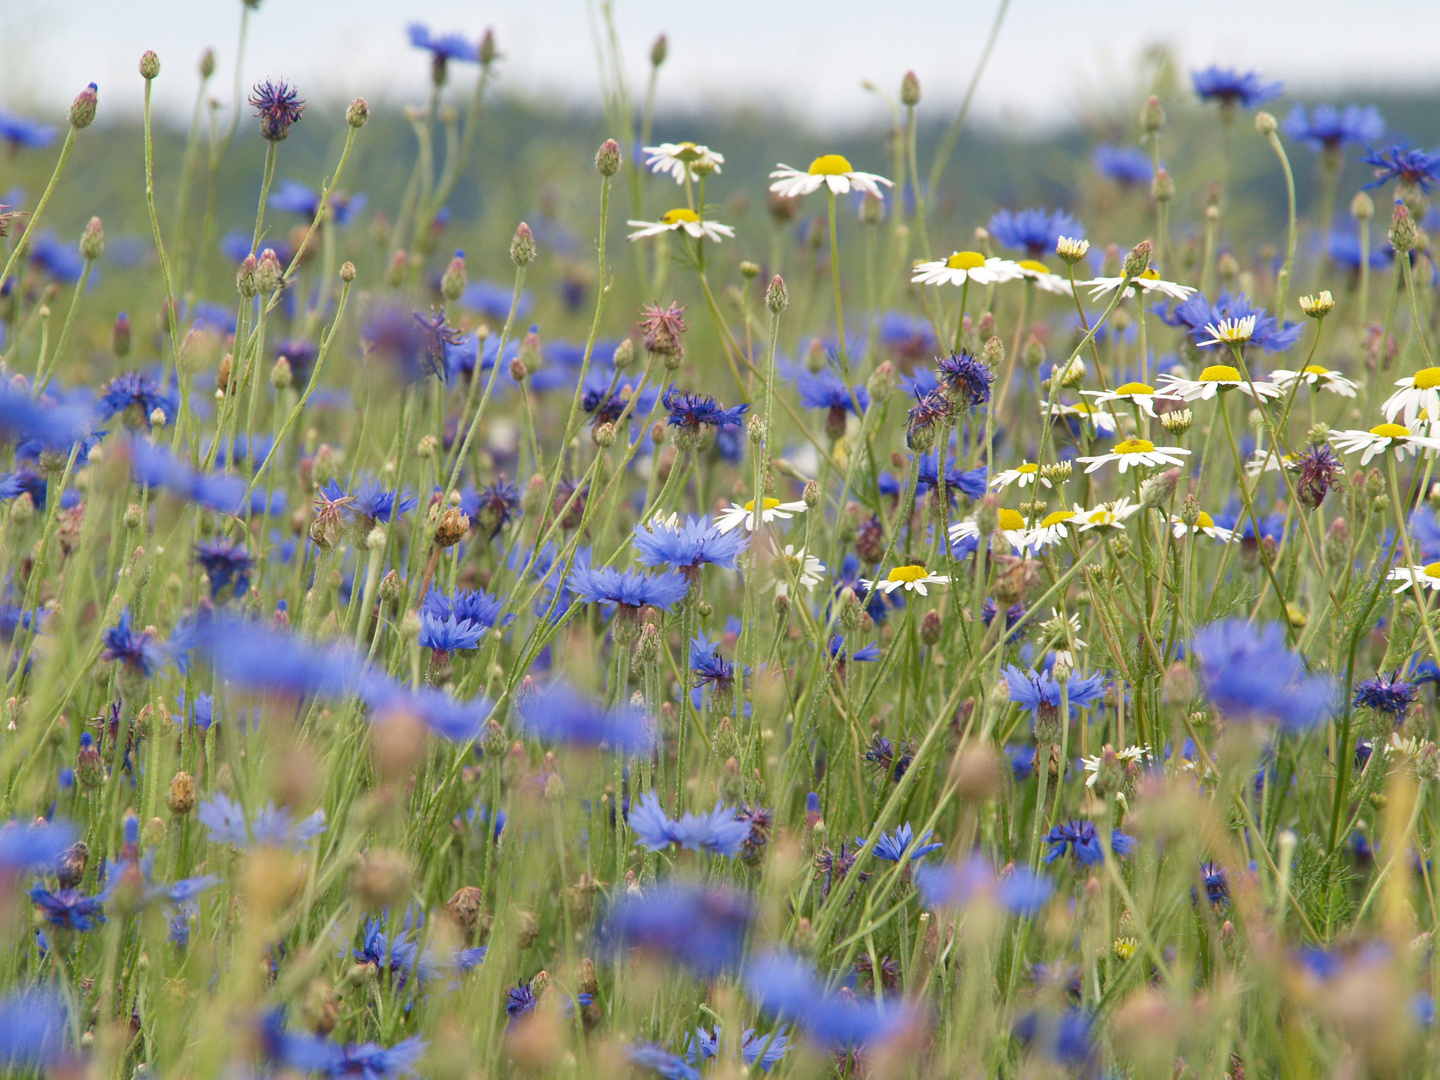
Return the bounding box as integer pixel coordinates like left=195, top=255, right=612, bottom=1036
left=1041, top=510, right=1075, bottom=527
left=1114, top=381, right=1154, bottom=395
left=998, top=509, right=1025, bottom=531
left=808, top=154, right=854, bottom=176
left=742, top=497, right=783, bottom=511
left=1139, top=269, right=1160, bottom=280
left=674, top=142, right=701, bottom=159
left=1018, top=259, right=1050, bottom=274
left=1195, top=511, right=1215, bottom=528
left=1114, top=437, right=1156, bottom=455
left=945, top=250, right=987, bottom=271
left=1369, top=423, right=1411, bottom=439
left=886, top=564, right=930, bottom=583
left=1017, top=463, right=1039, bottom=474
left=1413, top=367, right=1440, bottom=389
left=1302, top=365, right=1330, bottom=376
left=661, top=208, right=700, bottom=225
left=1426, top=563, right=1440, bottom=579
left=1198, top=365, right=1240, bottom=382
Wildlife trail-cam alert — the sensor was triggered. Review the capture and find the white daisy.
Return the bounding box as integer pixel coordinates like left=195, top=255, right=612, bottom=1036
left=1012, top=259, right=1074, bottom=295
left=1083, top=269, right=1196, bottom=302
left=1171, top=510, right=1234, bottom=542
left=1082, top=745, right=1151, bottom=787
left=714, top=496, right=809, bottom=534
left=1269, top=365, right=1359, bottom=397
left=1330, top=422, right=1440, bottom=466
left=642, top=142, right=724, bottom=184
left=1197, top=316, right=1257, bottom=348
left=911, top=250, right=1021, bottom=287
left=1023, top=507, right=1087, bottom=548
left=949, top=512, right=1030, bottom=553
left=1076, top=498, right=1141, bottom=531
left=769, top=154, right=892, bottom=199
left=1382, top=367, right=1440, bottom=426
left=1156, top=365, right=1283, bottom=402
left=767, top=541, right=825, bottom=597
left=1041, top=400, right=1119, bottom=435
left=627, top=208, right=735, bottom=243
left=862, top=563, right=950, bottom=596
left=990, top=462, right=1049, bottom=490
left=1082, top=381, right=1170, bottom=419
left=1243, top=448, right=1301, bottom=478
left=1076, top=437, right=1191, bottom=475
left=1389, top=562, right=1440, bottom=593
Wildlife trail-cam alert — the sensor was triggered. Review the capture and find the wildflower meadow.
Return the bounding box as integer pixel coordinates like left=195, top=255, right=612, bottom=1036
left=5, top=4, right=1440, bottom=1078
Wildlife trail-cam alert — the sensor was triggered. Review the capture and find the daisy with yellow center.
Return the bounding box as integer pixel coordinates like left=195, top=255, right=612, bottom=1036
left=642, top=141, right=725, bottom=183
left=862, top=563, right=950, bottom=596
left=1388, top=561, right=1440, bottom=593
left=1330, top=422, right=1440, bottom=465
left=765, top=540, right=825, bottom=597
left=714, top=495, right=809, bottom=534
left=627, top=208, right=735, bottom=243
left=1170, top=510, right=1234, bottom=542
left=1076, top=498, right=1140, bottom=531
left=1269, top=364, right=1359, bottom=396
left=1197, top=315, right=1258, bottom=348
left=1024, top=506, right=1087, bottom=548
left=1013, top=259, right=1074, bottom=295
left=1083, top=381, right=1170, bottom=418
left=1382, top=367, right=1440, bottom=426
left=910, top=249, right=1021, bottom=287
left=990, top=461, right=1049, bottom=490
left=1243, top=448, right=1301, bottom=478
left=948, top=511, right=1031, bottom=553
left=1041, top=399, right=1119, bottom=435
left=1082, top=267, right=1196, bottom=302
left=769, top=154, right=893, bottom=199
left=1076, top=437, right=1191, bottom=475
left=1156, top=365, right=1283, bottom=402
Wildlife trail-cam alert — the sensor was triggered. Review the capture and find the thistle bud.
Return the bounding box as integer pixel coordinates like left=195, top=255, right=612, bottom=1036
left=1297, top=290, right=1334, bottom=318
left=650, top=33, right=668, bottom=67
left=434, top=507, right=470, bottom=548
left=766, top=274, right=789, bottom=314
left=1056, top=236, right=1089, bottom=264
left=69, top=83, right=98, bottom=130
left=237, top=254, right=259, bottom=298
left=256, top=248, right=284, bottom=294
left=167, top=771, right=196, bottom=816
left=510, top=222, right=537, bottom=267
left=1140, top=94, right=1164, bottom=134
left=1151, top=168, right=1175, bottom=202
left=595, top=139, right=621, bottom=177
left=270, top=355, right=293, bottom=389
left=1351, top=191, right=1375, bottom=220
left=200, top=48, right=216, bottom=79
left=1389, top=200, right=1417, bottom=254
left=1254, top=110, right=1277, bottom=135
left=1160, top=408, right=1192, bottom=435
left=900, top=70, right=921, bottom=106
left=340, top=261, right=356, bottom=283
left=346, top=97, right=369, bottom=128
left=139, top=50, right=161, bottom=80
left=112, top=311, right=132, bottom=357
left=1122, top=239, right=1152, bottom=279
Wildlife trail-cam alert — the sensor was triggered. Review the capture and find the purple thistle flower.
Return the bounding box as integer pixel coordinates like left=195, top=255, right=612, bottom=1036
left=1354, top=673, right=1417, bottom=719
left=249, top=79, right=305, bottom=141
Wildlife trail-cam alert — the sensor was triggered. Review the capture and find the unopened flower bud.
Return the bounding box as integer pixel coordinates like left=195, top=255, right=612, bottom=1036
left=1039, top=460, right=1072, bottom=484
left=633, top=622, right=661, bottom=666
left=256, top=248, right=284, bottom=294
left=112, top=311, right=131, bottom=357
left=595, top=139, right=621, bottom=177
left=340, top=260, right=356, bottom=283
left=1151, top=168, right=1174, bottom=202
left=772, top=592, right=791, bottom=618
left=1162, top=661, right=1196, bottom=704
left=982, top=336, right=1004, bottom=367
left=1139, top=467, right=1180, bottom=508
left=766, top=274, right=788, bottom=313
left=69, top=83, right=98, bottom=130
left=649, top=33, right=667, bottom=67
left=1122, top=239, right=1152, bottom=279
left=167, top=771, right=196, bottom=815
left=149, top=407, right=167, bottom=429
left=866, top=359, right=896, bottom=403
left=1160, top=408, right=1192, bottom=435
left=271, top=355, right=293, bottom=389
left=803, top=479, right=820, bottom=509
left=479, top=28, right=497, bottom=66
left=441, top=250, right=467, bottom=300
left=747, top=414, right=765, bottom=445
left=237, top=254, right=258, bottom=298
left=900, top=70, right=921, bottom=106
left=139, top=50, right=161, bottom=80
left=1180, top=493, right=1202, bottom=528
left=80, top=216, right=104, bottom=261
left=1351, top=191, right=1375, bottom=220
left=1254, top=110, right=1277, bottom=135
left=510, top=222, right=536, bottom=267
left=594, top=422, right=617, bottom=448
left=920, top=608, right=942, bottom=646
left=387, top=250, right=408, bottom=287
left=199, top=49, right=216, bottom=79
left=1389, top=200, right=1417, bottom=254
left=346, top=97, right=369, bottom=128
left=1140, top=94, right=1164, bottom=134
left=739, top=260, right=760, bottom=279
left=378, top=569, right=402, bottom=603
left=860, top=192, right=885, bottom=225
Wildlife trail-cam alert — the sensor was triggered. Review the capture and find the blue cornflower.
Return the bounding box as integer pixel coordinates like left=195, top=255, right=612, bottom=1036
left=28, top=884, right=105, bottom=931
left=828, top=636, right=881, bottom=664
left=796, top=369, right=869, bottom=415
left=249, top=79, right=305, bottom=141
left=879, top=311, right=938, bottom=361
left=0, top=819, right=75, bottom=873
left=863, top=734, right=913, bottom=782
left=598, top=881, right=753, bottom=975
left=687, top=1026, right=789, bottom=1072
left=1014, top=1008, right=1094, bottom=1068
left=861, top=822, right=942, bottom=863
left=98, top=371, right=176, bottom=427
left=1092, top=144, right=1153, bottom=186
left=936, top=351, right=994, bottom=407
left=1354, top=673, right=1417, bottom=719
left=1361, top=143, right=1440, bottom=193
left=364, top=683, right=493, bottom=743
left=422, top=587, right=509, bottom=632
left=418, top=612, right=485, bottom=657
left=517, top=681, right=657, bottom=753
left=1283, top=105, right=1384, bottom=152
left=1199, top=861, right=1229, bottom=906
left=100, top=850, right=219, bottom=911
left=567, top=563, right=689, bottom=612
left=628, top=791, right=752, bottom=857
left=690, top=634, right=739, bottom=695
left=1156, top=290, right=1303, bottom=353
left=1043, top=819, right=1135, bottom=865
left=362, top=304, right=440, bottom=384
left=632, top=515, right=747, bottom=574
left=905, top=387, right=953, bottom=451
left=983, top=598, right=1027, bottom=643
left=1327, top=229, right=1392, bottom=271
left=274, top=338, right=320, bottom=384
left=194, top=539, right=254, bottom=601
left=1190, top=618, right=1337, bottom=732
left=506, top=983, right=537, bottom=1024
left=0, top=468, right=47, bottom=510
left=350, top=479, right=417, bottom=524
left=197, top=792, right=326, bottom=850
left=177, top=616, right=371, bottom=698
left=582, top=367, right=660, bottom=428
left=407, top=22, right=479, bottom=64
left=0, top=382, right=93, bottom=450
left=465, top=479, right=522, bottom=537
left=269, top=180, right=366, bottom=225
left=176, top=689, right=215, bottom=730
left=1003, top=665, right=1107, bottom=719
left=102, top=609, right=165, bottom=677
left=27, top=232, right=86, bottom=283
left=915, top=854, right=1054, bottom=916
left=987, top=208, right=1084, bottom=257
left=461, top=280, right=535, bottom=321
left=662, top=388, right=748, bottom=435
left=278, top=1029, right=427, bottom=1080
left=744, top=949, right=917, bottom=1049
left=126, top=440, right=247, bottom=513
left=0, top=109, right=57, bottom=149
left=1191, top=66, right=1283, bottom=110
left=0, top=988, right=67, bottom=1068
left=916, top=452, right=987, bottom=501
left=1007, top=743, right=1037, bottom=780
left=629, top=1044, right=698, bottom=1080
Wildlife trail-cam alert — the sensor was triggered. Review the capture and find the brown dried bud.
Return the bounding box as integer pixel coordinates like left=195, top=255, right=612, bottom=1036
left=167, top=771, right=196, bottom=816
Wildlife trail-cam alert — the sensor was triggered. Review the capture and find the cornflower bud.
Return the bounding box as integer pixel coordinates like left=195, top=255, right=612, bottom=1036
left=976, top=311, right=995, bottom=339
left=595, top=139, right=621, bottom=177
left=441, top=250, right=467, bottom=300
left=803, top=479, right=821, bottom=509
left=805, top=337, right=826, bottom=374
left=270, top=355, right=293, bottom=389
left=594, top=422, right=617, bottom=448
left=982, top=335, right=1004, bottom=367
left=920, top=609, right=943, bottom=646
left=237, top=254, right=259, bottom=298
left=434, top=507, right=470, bottom=548
left=1389, top=200, right=1417, bottom=254
left=1056, top=236, right=1089, bottom=264
left=1140, top=94, right=1164, bottom=134
left=200, top=48, right=216, bottom=79
left=860, top=192, right=885, bottom=225
left=1152, top=168, right=1175, bottom=202
left=256, top=248, right=284, bottom=294
left=340, top=260, right=356, bottom=283
left=112, top=311, right=131, bottom=357
left=766, top=274, right=789, bottom=313
left=773, top=593, right=791, bottom=618
left=1122, top=239, right=1152, bottom=279
left=139, top=50, right=161, bottom=80
left=149, top=407, right=167, bottom=429
left=650, top=33, right=667, bottom=66
left=1160, top=408, right=1192, bottom=435
left=69, top=83, right=98, bottom=129
left=900, top=70, right=921, bottom=106
left=1140, top=468, right=1180, bottom=509
left=346, top=97, right=369, bottom=128
left=1022, top=333, right=1045, bottom=369
left=739, top=260, right=760, bottom=280
left=76, top=735, right=105, bottom=789
left=510, top=222, right=537, bottom=267
left=1216, top=251, right=1240, bottom=280
left=747, top=414, right=765, bottom=445
left=387, top=250, right=408, bottom=287
left=1351, top=191, right=1375, bottom=220
left=866, top=360, right=896, bottom=404
left=479, top=28, right=497, bottom=66
left=1298, top=291, right=1334, bottom=318
left=1180, top=493, right=1202, bottom=528
left=1254, top=110, right=1277, bottom=135
left=633, top=621, right=661, bottom=666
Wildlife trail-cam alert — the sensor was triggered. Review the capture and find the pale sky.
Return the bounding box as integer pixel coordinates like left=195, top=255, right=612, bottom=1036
left=2, top=0, right=1437, bottom=129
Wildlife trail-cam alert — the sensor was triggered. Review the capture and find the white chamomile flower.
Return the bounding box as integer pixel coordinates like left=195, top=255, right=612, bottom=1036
left=1390, top=561, right=1440, bottom=593
left=1076, top=437, right=1191, bottom=475
left=1024, top=507, right=1087, bottom=548
left=1330, top=422, right=1440, bottom=466
left=642, top=142, right=724, bottom=184
left=1077, top=498, right=1141, bottom=531
left=1082, top=745, right=1151, bottom=787
left=1156, top=364, right=1283, bottom=402
left=1171, top=510, right=1234, bottom=542
left=1083, top=381, right=1168, bottom=418
left=1243, top=448, right=1300, bottom=478
left=1382, top=366, right=1440, bottom=425
left=1270, top=365, right=1359, bottom=397
left=1083, top=268, right=1196, bottom=302
left=1040, top=608, right=1088, bottom=649
left=769, top=154, right=892, bottom=199
left=948, top=512, right=1029, bottom=552
left=911, top=250, right=1021, bottom=287
left=862, top=563, right=950, bottom=596
left=714, top=496, right=809, bottom=534
left=1042, top=400, right=1119, bottom=435
left=767, top=541, right=825, bottom=597
left=1012, top=259, right=1074, bottom=295
left=990, top=462, right=1049, bottom=490
left=1197, top=315, right=1257, bottom=348
left=627, top=209, right=734, bottom=244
